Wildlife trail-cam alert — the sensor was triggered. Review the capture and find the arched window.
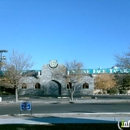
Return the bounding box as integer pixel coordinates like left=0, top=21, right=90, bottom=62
left=83, top=82, right=89, bottom=89
left=35, top=83, right=41, bottom=89
left=22, top=83, right=27, bottom=89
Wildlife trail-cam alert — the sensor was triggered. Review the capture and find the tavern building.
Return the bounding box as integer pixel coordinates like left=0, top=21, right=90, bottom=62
left=18, top=60, right=94, bottom=96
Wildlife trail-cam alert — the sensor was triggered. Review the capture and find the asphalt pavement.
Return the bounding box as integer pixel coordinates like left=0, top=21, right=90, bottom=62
left=0, top=96, right=130, bottom=125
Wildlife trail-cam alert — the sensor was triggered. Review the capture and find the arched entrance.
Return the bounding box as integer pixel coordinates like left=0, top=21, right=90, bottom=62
left=44, top=80, right=61, bottom=96
left=52, top=80, right=61, bottom=95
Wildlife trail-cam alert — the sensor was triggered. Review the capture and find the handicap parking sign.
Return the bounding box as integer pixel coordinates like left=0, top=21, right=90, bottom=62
left=20, top=102, right=31, bottom=111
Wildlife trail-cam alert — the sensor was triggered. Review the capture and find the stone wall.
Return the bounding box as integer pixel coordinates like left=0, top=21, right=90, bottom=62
left=18, top=63, right=94, bottom=96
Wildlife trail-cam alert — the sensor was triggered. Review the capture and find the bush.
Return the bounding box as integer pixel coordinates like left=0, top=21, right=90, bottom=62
left=98, top=92, right=102, bottom=94
left=119, top=90, right=127, bottom=94
left=109, top=88, right=118, bottom=95
left=103, top=91, right=107, bottom=94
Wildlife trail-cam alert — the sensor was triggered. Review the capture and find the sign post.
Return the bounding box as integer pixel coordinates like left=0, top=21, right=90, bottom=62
left=20, top=102, right=32, bottom=115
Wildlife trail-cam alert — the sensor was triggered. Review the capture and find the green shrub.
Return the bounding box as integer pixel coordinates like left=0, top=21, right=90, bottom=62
left=109, top=88, right=118, bottom=95
left=98, top=91, right=102, bottom=94
left=119, top=90, right=127, bottom=94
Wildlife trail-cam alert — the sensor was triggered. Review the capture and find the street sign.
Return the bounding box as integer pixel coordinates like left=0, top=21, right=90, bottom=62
left=20, top=102, right=31, bottom=111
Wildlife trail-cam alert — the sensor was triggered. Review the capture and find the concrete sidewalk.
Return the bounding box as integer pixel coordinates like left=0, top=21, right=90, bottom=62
left=1, top=95, right=130, bottom=104
left=0, top=113, right=129, bottom=124
left=1, top=98, right=130, bottom=104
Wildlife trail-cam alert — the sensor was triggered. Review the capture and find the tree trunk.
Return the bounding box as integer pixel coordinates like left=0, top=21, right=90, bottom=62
left=15, top=87, right=18, bottom=102
left=70, top=92, right=74, bottom=101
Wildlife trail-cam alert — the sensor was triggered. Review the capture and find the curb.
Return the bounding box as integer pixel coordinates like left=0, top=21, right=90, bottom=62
left=1, top=99, right=130, bottom=104
left=0, top=113, right=130, bottom=118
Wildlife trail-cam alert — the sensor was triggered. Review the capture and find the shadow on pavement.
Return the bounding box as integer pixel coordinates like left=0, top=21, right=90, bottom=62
left=23, top=116, right=119, bottom=129
left=26, top=116, right=117, bottom=124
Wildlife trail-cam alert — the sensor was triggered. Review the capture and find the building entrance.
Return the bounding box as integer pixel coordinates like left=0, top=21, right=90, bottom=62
left=44, top=80, right=61, bottom=96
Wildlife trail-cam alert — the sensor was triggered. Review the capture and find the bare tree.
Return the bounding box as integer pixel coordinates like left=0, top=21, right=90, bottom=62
left=65, top=60, right=83, bottom=101
left=51, top=60, right=84, bottom=101
left=4, top=50, right=34, bottom=102
left=115, top=47, right=130, bottom=91
left=115, top=47, right=130, bottom=68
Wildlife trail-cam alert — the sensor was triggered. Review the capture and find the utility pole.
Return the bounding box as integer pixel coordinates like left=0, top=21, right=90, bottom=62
left=0, top=50, right=8, bottom=71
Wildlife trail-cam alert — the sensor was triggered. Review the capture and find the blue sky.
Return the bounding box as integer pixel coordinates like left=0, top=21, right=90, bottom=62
left=0, top=0, right=130, bottom=70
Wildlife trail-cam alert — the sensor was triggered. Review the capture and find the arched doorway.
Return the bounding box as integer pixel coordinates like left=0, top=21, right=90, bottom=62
left=52, top=80, right=61, bottom=95
left=44, top=80, right=61, bottom=96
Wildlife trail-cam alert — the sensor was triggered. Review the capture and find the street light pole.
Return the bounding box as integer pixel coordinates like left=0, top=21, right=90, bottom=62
left=0, top=50, right=8, bottom=71
left=0, top=50, right=8, bottom=98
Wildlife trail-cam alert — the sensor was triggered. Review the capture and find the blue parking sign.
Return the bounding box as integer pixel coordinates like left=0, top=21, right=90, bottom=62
left=20, top=102, right=31, bottom=111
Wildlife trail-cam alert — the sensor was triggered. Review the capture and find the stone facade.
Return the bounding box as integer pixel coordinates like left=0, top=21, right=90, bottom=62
left=18, top=61, right=94, bottom=97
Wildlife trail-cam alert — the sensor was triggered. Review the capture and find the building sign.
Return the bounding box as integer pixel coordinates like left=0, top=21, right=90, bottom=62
left=69, top=68, right=130, bottom=74
left=49, top=60, right=58, bottom=68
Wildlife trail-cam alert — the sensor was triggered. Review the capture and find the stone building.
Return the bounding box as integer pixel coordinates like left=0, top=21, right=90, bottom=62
left=18, top=60, right=94, bottom=97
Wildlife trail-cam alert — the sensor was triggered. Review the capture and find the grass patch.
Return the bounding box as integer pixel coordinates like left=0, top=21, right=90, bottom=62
left=0, top=124, right=118, bottom=130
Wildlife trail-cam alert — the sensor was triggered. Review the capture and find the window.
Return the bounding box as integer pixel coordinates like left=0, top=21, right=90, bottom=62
left=83, top=82, right=89, bottom=89
left=22, top=83, right=27, bottom=89
left=35, top=83, right=41, bottom=89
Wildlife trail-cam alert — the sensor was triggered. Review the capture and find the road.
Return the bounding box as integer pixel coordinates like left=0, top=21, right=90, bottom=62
left=0, top=102, right=130, bottom=115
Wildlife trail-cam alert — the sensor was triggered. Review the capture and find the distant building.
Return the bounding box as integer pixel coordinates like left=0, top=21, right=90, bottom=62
left=18, top=60, right=94, bottom=97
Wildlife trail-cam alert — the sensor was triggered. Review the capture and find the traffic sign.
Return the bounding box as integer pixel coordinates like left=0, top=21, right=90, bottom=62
left=20, top=102, right=31, bottom=111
